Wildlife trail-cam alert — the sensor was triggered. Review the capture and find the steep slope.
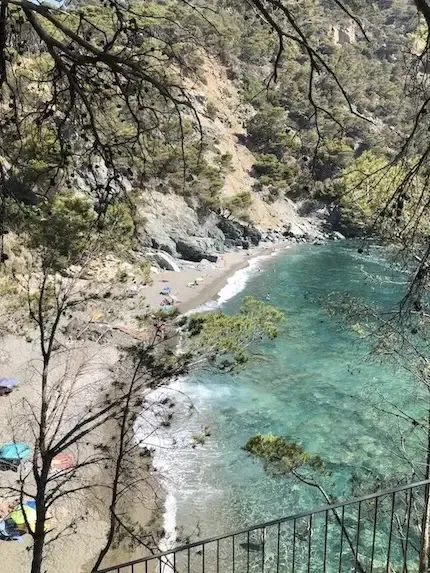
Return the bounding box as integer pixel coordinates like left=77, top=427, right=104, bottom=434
left=139, top=56, right=322, bottom=260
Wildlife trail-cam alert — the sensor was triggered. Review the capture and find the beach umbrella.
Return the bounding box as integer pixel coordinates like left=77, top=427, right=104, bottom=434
left=160, top=285, right=172, bottom=295
left=0, top=518, right=22, bottom=540
left=0, top=442, right=31, bottom=462
left=51, top=452, right=73, bottom=473
left=9, top=502, right=37, bottom=532
left=0, top=377, right=19, bottom=390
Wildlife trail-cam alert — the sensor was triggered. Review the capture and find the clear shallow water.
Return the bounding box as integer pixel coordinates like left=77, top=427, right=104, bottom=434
left=141, top=242, right=425, bottom=549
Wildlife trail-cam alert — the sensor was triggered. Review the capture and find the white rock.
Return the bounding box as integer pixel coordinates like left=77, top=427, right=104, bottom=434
left=332, top=231, right=346, bottom=240
left=152, top=252, right=181, bottom=272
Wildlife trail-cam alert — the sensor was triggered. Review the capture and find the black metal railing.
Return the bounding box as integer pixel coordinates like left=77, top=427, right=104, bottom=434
left=96, top=479, right=430, bottom=573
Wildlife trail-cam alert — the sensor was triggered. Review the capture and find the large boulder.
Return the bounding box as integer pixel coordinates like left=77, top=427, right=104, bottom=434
left=139, top=191, right=226, bottom=256
left=151, top=252, right=181, bottom=272
left=326, top=203, right=366, bottom=237
left=217, top=218, right=243, bottom=240
left=224, top=239, right=237, bottom=249
left=176, top=239, right=217, bottom=263
left=217, top=218, right=261, bottom=247
left=151, top=240, right=175, bottom=256
left=330, top=231, right=346, bottom=241
left=245, top=226, right=262, bottom=246
left=283, top=222, right=306, bottom=239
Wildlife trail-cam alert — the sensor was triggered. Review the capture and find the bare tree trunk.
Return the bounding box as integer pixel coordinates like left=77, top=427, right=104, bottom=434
left=30, top=345, right=50, bottom=573
left=92, top=362, right=141, bottom=572
left=31, top=516, right=46, bottom=573
left=31, top=466, right=49, bottom=573
left=419, top=407, right=430, bottom=573
left=293, top=471, right=366, bottom=573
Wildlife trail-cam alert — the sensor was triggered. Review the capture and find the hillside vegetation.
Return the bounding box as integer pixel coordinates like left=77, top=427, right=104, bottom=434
left=0, top=0, right=426, bottom=267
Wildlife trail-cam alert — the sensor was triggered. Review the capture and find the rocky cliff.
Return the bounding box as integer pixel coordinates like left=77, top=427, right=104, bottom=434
left=136, top=58, right=325, bottom=265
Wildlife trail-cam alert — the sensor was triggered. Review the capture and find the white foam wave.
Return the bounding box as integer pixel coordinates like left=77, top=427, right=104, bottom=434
left=136, top=246, right=288, bottom=563
left=185, top=246, right=288, bottom=315
left=158, top=492, right=177, bottom=572
left=134, top=385, right=182, bottom=571
left=217, top=248, right=286, bottom=307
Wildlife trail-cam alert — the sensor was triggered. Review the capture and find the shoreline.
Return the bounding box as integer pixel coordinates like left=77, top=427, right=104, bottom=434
left=142, top=241, right=292, bottom=316
left=0, top=238, right=302, bottom=573
left=180, top=242, right=289, bottom=313
left=153, top=241, right=293, bottom=561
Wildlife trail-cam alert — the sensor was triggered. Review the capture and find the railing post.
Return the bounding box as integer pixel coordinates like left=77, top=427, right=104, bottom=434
left=94, top=479, right=430, bottom=573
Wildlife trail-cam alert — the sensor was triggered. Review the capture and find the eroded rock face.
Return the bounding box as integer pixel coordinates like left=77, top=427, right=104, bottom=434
left=217, top=218, right=262, bottom=246
left=246, top=226, right=262, bottom=246
left=139, top=191, right=226, bottom=258
left=331, top=23, right=356, bottom=46
left=217, top=218, right=243, bottom=240
left=283, top=222, right=307, bottom=239
left=138, top=187, right=325, bottom=262
left=175, top=239, right=218, bottom=263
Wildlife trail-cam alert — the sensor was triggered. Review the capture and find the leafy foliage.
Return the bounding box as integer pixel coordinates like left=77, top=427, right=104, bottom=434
left=27, top=193, right=96, bottom=270
left=246, top=107, right=297, bottom=158
left=221, top=192, right=253, bottom=219
left=185, top=296, right=284, bottom=369
left=25, top=192, right=135, bottom=270
left=244, top=434, right=324, bottom=475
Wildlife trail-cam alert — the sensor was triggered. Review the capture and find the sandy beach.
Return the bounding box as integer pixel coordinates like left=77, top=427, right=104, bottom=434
left=0, top=241, right=290, bottom=573
left=142, top=243, right=286, bottom=315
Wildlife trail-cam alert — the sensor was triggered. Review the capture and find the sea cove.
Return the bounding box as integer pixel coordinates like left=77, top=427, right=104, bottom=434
left=150, top=242, right=421, bottom=546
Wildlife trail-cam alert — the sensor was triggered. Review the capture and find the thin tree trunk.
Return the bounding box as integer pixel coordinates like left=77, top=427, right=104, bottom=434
left=91, top=367, right=139, bottom=572
left=293, top=472, right=366, bottom=573
left=31, top=351, right=50, bottom=573
left=31, top=470, right=48, bottom=573
left=419, top=407, right=430, bottom=573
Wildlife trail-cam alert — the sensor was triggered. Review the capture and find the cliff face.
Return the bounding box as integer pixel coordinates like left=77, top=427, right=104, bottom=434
left=2, top=0, right=417, bottom=266
left=137, top=58, right=325, bottom=261
left=132, top=0, right=418, bottom=258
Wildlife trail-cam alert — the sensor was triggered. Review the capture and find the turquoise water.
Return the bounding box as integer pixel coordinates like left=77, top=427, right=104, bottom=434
left=150, top=242, right=425, bottom=557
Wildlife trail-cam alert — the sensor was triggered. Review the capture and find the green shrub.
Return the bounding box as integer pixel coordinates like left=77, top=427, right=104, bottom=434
left=252, top=154, right=297, bottom=193
left=136, top=259, right=153, bottom=286
left=246, top=106, right=292, bottom=157
left=102, top=201, right=135, bottom=252
left=221, top=192, right=253, bottom=219
left=27, top=193, right=96, bottom=270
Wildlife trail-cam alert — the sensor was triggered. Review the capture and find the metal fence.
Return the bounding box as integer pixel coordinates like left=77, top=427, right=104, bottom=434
left=96, top=479, right=430, bottom=573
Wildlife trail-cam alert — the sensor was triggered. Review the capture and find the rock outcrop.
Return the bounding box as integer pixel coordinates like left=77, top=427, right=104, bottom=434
left=331, top=23, right=356, bottom=46
left=175, top=239, right=218, bottom=263
left=135, top=59, right=327, bottom=264
left=149, top=252, right=181, bottom=272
